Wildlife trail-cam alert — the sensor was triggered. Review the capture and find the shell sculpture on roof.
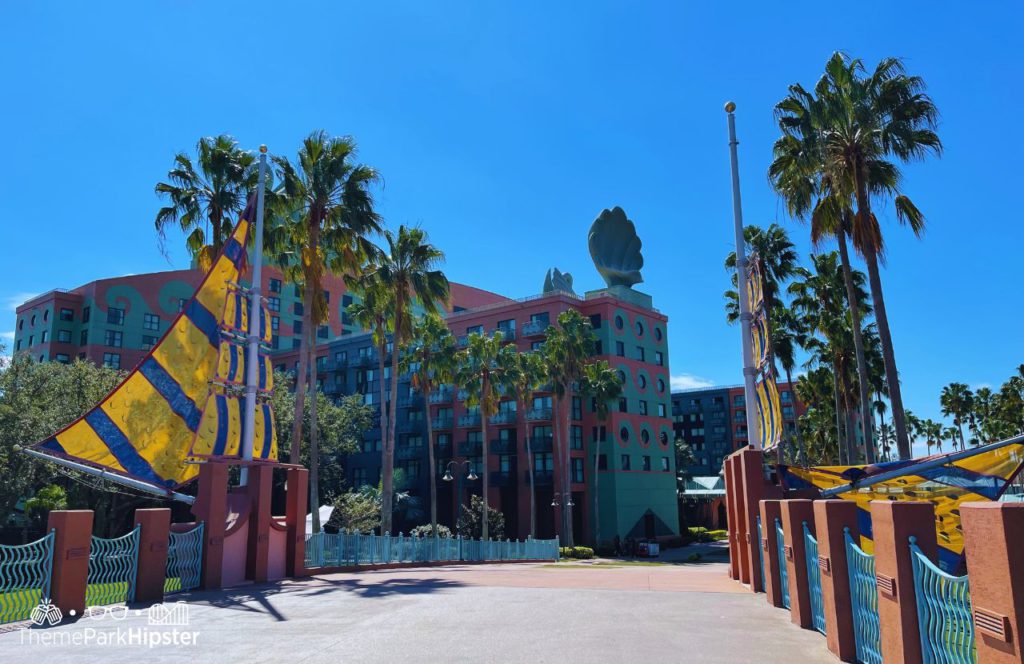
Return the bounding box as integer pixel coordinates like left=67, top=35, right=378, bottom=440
left=588, top=206, right=644, bottom=288
left=543, top=268, right=576, bottom=295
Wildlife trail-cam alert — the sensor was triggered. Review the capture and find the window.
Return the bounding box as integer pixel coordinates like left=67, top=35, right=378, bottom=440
left=598, top=454, right=608, bottom=470
left=293, top=320, right=303, bottom=334
left=660, top=457, right=670, bottom=472
left=638, top=400, right=648, bottom=415
left=654, top=351, right=664, bottom=367
left=294, top=285, right=302, bottom=297
left=638, top=374, right=647, bottom=389
left=589, top=314, right=601, bottom=329
left=18, top=319, right=24, bottom=330
left=466, top=324, right=483, bottom=335
left=30, top=315, right=36, bottom=326
left=570, top=425, right=583, bottom=450
left=642, top=455, right=651, bottom=471
left=534, top=452, right=554, bottom=473
left=735, top=411, right=746, bottom=422
left=571, top=396, right=582, bottom=420
left=615, top=315, right=624, bottom=330
left=270, top=316, right=280, bottom=333
left=292, top=338, right=301, bottom=349
left=28, top=335, right=34, bottom=346
left=655, top=327, right=663, bottom=341
left=353, top=467, right=368, bottom=488
left=734, top=395, right=745, bottom=406
left=658, top=403, right=667, bottom=418
left=615, top=341, right=625, bottom=357
left=342, top=294, right=353, bottom=307
left=143, top=313, right=160, bottom=331
left=294, top=301, right=304, bottom=316
left=102, top=352, right=121, bottom=369
left=15, top=340, right=21, bottom=350
left=55, top=353, right=71, bottom=364
left=636, top=346, right=645, bottom=362
left=736, top=426, right=748, bottom=437
left=657, top=377, right=666, bottom=393
left=618, top=397, right=628, bottom=413
left=104, top=330, right=123, bottom=348
left=142, top=335, right=158, bottom=351
left=317, top=325, right=329, bottom=339
left=592, top=425, right=607, bottom=442
left=107, top=308, right=125, bottom=325
left=267, top=297, right=281, bottom=312
left=82, top=306, right=91, bottom=323
left=530, top=312, right=549, bottom=324
left=619, top=427, right=630, bottom=443
left=57, top=330, right=72, bottom=343
left=269, top=278, right=282, bottom=293
left=780, top=390, right=792, bottom=403
left=635, top=319, right=644, bottom=336
left=334, top=350, right=347, bottom=365
left=316, top=356, right=328, bottom=371
left=77, top=352, right=86, bottom=360
left=497, top=318, right=515, bottom=334
left=782, top=406, right=795, bottom=419
left=80, top=330, right=88, bottom=345
left=41, top=331, right=49, bottom=343
left=531, top=341, right=543, bottom=351
left=621, top=454, right=631, bottom=470
left=59, top=308, right=74, bottom=322
left=571, top=458, right=584, bottom=483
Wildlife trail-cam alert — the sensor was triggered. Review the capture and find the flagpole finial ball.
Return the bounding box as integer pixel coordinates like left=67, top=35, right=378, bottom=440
left=724, top=101, right=736, bottom=113
left=259, top=145, right=268, bottom=153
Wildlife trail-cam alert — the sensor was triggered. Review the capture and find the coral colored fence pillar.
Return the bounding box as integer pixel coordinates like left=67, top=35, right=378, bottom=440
left=813, top=499, right=859, bottom=662
left=725, top=454, right=740, bottom=580
left=47, top=510, right=93, bottom=617
left=134, top=508, right=171, bottom=604
left=781, top=499, right=815, bottom=628
left=246, top=464, right=273, bottom=583
left=286, top=467, right=308, bottom=577
left=759, top=499, right=785, bottom=608
left=740, top=447, right=777, bottom=592
left=191, top=462, right=229, bottom=590
left=961, top=502, right=1024, bottom=663
left=870, top=500, right=937, bottom=664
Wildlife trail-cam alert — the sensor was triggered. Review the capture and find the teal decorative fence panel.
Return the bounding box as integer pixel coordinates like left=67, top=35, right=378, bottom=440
left=304, top=532, right=559, bottom=569
left=845, top=528, right=882, bottom=664
left=775, top=518, right=790, bottom=609
left=910, top=536, right=976, bottom=664
left=756, top=515, right=765, bottom=592
left=0, top=531, right=54, bottom=625
left=804, top=522, right=826, bottom=635
left=165, top=523, right=204, bottom=594
left=86, top=526, right=140, bottom=607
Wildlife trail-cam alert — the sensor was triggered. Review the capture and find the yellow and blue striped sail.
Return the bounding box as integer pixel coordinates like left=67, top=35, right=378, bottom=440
left=189, top=393, right=277, bottom=460
left=755, top=372, right=783, bottom=451
left=31, top=202, right=273, bottom=488
left=783, top=441, right=1024, bottom=573
left=215, top=341, right=273, bottom=392
left=746, top=254, right=764, bottom=313
left=751, top=315, right=769, bottom=372
left=223, top=288, right=272, bottom=344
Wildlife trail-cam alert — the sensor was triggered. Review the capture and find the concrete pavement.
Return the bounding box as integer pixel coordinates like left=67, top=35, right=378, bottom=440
left=0, top=559, right=834, bottom=663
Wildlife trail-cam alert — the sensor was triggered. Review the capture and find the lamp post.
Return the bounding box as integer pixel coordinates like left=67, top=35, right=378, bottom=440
left=550, top=491, right=575, bottom=545
left=442, top=460, right=478, bottom=535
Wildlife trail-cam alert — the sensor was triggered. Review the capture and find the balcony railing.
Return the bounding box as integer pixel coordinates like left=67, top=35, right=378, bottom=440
left=527, top=436, right=553, bottom=452
left=398, top=394, right=423, bottom=408
left=490, top=439, right=517, bottom=455
left=428, top=388, right=453, bottom=404
left=521, top=320, right=549, bottom=337
left=526, top=408, right=552, bottom=421
left=489, top=411, right=517, bottom=425
left=459, top=440, right=482, bottom=456
left=490, top=470, right=515, bottom=486
left=395, top=446, right=423, bottom=460
left=458, top=413, right=481, bottom=427
left=524, top=469, right=554, bottom=486
left=431, top=417, right=453, bottom=430
left=357, top=354, right=376, bottom=367
left=493, top=328, right=516, bottom=341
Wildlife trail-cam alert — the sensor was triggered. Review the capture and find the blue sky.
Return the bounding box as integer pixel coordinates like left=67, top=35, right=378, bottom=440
left=1, top=2, right=1021, bottom=447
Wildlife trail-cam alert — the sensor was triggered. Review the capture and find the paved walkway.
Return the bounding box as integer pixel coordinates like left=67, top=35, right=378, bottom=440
left=1, top=558, right=834, bottom=663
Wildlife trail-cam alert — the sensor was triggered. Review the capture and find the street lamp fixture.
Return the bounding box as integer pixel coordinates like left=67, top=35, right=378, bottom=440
left=550, top=492, right=574, bottom=508
left=442, top=460, right=477, bottom=482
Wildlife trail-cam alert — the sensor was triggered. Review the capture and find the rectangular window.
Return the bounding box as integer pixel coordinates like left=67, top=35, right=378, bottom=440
left=594, top=340, right=603, bottom=355
left=660, top=457, right=670, bottom=472
left=639, top=400, right=648, bottom=415
left=615, top=341, right=625, bottom=357
left=107, top=307, right=125, bottom=325
left=466, top=324, right=483, bottom=335
left=335, top=350, right=347, bottom=365
left=636, top=346, right=645, bottom=362
left=59, top=308, right=74, bottom=322
left=534, top=452, right=553, bottom=471
left=655, top=351, right=664, bottom=367
left=102, top=352, right=121, bottom=369
left=142, top=335, right=158, bottom=351
left=733, top=395, right=745, bottom=406
left=55, top=353, right=71, bottom=364
left=57, top=329, right=72, bottom=343
left=271, top=316, right=280, bottom=332
left=588, top=314, right=601, bottom=329
left=267, top=297, right=281, bottom=312
left=570, top=425, right=583, bottom=450
left=294, top=285, right=302, bottom=297
left=598, top=454, right=608, bottom=470
left=82, top=306, right=91, bottom=323
left=657, top=403, right=666, bottom=418
left=293, top=320, right=303, bottom=334
left=618, top=397, right=628, bottom=413
left=352, top=467, right=368, bottom=488
left=531, top=341, right=543, bottom=351
left=104, top=330, right=123, bottom=348
left=621, top=454, right=631, bottom=471
left=571, top=396, right=582, bottom=420
left=294, top=301, right=304, bottom=316
left=316, top=356, right=328, bottom=371
left=530, top=312, right=549, bottom=324
left=571, top=458, right=584, bottom=483
left=497, top=318, right=515, bottom=333
left=41, top=331, right=49, bottom=343
left=269, top=278, right=282, bottom=293
left=143, top=313, right=160, bottom=331
left=80, top=330, right=88, bottom=345
left=342, top=294, right=353, bottom=307
left=642, top=455, right=651, bottom=471
left=292, top=338, right=301, bottom=349
left=317, top=325, right=329, bottom=339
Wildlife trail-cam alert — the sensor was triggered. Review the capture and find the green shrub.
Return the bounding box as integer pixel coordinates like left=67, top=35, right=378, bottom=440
left=409, top=524, right=453, bottom=538
left=559, top=546, right=595, bottom=560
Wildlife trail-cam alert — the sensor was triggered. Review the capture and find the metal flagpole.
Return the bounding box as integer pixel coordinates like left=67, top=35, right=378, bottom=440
left=725, top=102, right=761, bottom=448
left=240, top=145, right=268, bottom=486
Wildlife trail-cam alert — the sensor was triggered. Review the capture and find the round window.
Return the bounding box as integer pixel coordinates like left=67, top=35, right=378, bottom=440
left=638, top=374, right=647, bottom=389
left=660, top=431, right=669, bottom=445
left=30, top=315, right=36, bottom=326
left=43, top=310, right=49, bottom=322
left=615, top=315, right=624, bottom=330
left=618, top=369, right=627, bottom=384
left=657, top=378, right=666, bottom=393
left=655, top=327, right=663, bottom=341
left=641, top=429, right=651, bottom=444
left=635, top=320, right=644, bottom=336
left=620, top=427, right=630, bottom=442
left=18, top=319, right=23, bottom=330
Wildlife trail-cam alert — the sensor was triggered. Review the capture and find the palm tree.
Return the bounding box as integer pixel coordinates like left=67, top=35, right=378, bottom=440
left=499, top=347, right=547, bottom=538
left=904, top=410, right=922, bottom=456
left=273, top=131, right=382, bottom=531
left=155, top=134, right=260, bottom=269
left=815, top=53, right=942, bottom=460
left=725, top=224, right=799, bottom=319
left=972, top=387, right=994, bottom=445
left=770, top=84, right=878, bottom=463
left=402, top=313, right=457, bottom=536
left=359, top=225, right=449, bottom=534
left=940, top=383, right=974, bottom=452
left=578, top=360, right=623, bottom=547
left=771, top=306, right=808, bottom=463
left=455, top=331, right=506, bottom=540
left=541, top=310, right=596, bottom=546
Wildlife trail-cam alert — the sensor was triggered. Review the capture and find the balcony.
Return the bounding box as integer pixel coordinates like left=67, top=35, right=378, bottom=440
left=493, top=328, right=516, bottom=341
left=396, top=446, right=423, bottom=461
left=524, top=469, right=554, bottom=486
left=428, top=388, right=453, bottom=404
left=398, top=394, right=423, bottom=408
left=458, top=413, right=481, bottom=427
left=528, top=436, right=553, bottom=453
left=490, top=438, right=517, bottom=455
left=521, top=320, right=549, bottom=337
left=489, top=411, right=518, bottom=425
left=526, top=408, right=552, bottom=421
left=396, top=422, right=420, bottom=434
left=490, top=470, right=515, bottom=486
left=357, top=354, right=377, bottom=367
left=459, top=440, right=482, bottom=456
left=431, top=417, right=453, bottom=430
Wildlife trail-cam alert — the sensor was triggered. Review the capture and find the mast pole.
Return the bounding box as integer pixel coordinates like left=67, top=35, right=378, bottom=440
left=240, top=145, right=268, bottom=486
left=725, top=102, right=761, bottom=448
